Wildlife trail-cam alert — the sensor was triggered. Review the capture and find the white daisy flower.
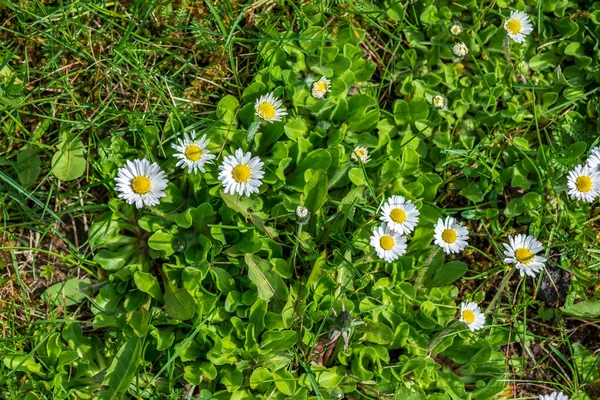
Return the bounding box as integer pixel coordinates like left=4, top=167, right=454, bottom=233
left=586, top=146, right=600, bottom=173
left=459, top=302, right=485, bottom=332
left=218, top=148, right=264, bottom=197
left=311, top=77, right=331, bottom=99
left=114, top=159, right=168, bottom=209
left=434, top=217, right=469, bottom=254
left=370, top=223, right=407, bottom=263
left=351, top=146, right=371, bottom=164
left=567, top=165, right=600, bottom=203
left=171, top=131, right=216, bottom=174
left=452, top=42, right=468, bottom=58
left=296, top=205, right=310, bottom=225
left=503, top=234, right=547, bottom=278
left=450, top=23, right=463, bottom=36
left=380, top=196, right=420, bottom=235
left=432, top=95, right=447, bottom=110
left=504, top=11, right=533, bottom=43
left=254, top=92, right=287, bottom=123
left=539, top=392, right=569, bottom=400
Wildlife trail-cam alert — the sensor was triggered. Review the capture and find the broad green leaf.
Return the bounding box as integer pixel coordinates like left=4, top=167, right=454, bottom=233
left=303, top=169, right=328, bottom=214
left=16, top=145, right=41, bottom=187
left=529, top=52, right=560, bottom=71
left=148, top=230, right=176, bottom=257
left=318, top=366, right=345, bottom=388
left=273, top=368, right=296, bottom=396
left=42, top=278, right=93, bottom=306
left=427, top=261, right=467, bottom=287
left=150, top=327, right=175, bottom=351
left=51, top=134, right=86, bottom=181
left=128, top=307, right=150, bottom=337
left=99, top=336, right=140, bottom=399
left=245, top=254, right=289, bottom=302
left=133, top=271, right=163, bottom=301
left=164, top=286, right=196, bottom=320
left=562, top=300, right=600, bottom=319
left=220, top=365, right=243, bottom=392
left=3, top=354, right=46, bottom=377
left=209, top=267, right=235, bottom=293
left=250, top=367, right=272, bottom=391
left=359, top=321, right=394, bottom=345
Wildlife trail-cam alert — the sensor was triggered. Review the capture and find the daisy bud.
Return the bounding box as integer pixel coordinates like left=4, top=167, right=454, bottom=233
left=450, top=23, right=463, bottom=36
left=296, top=206, right=310, bottom=225
left=452, top=42, right=469, bottom=58
left=432, top=95, right=447, bottom=110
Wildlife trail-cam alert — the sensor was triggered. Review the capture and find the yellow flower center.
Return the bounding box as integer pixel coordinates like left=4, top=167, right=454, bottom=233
left=515, top=248, right=534, bottom=264
left=380, top=235, right=395, bottom=251
left=441, top=228, right=457, bottom=244
left=575, top=175, right=592, bottom=193
left=131, top=176, right=151, bottom=194
left=355, top=149, right=365, bottom=158
left=462, top=310, right=475, bottom=324
left=390, top=208, right=407, bottom=223
left=257, top=102, right=276, bottom=120
left=184, top=145, right=202, bottom=161
left=232, top=164, right=251, bottom=183
left=315, top=81, right=328, bottom=92
left=506, top=19, right=521, bottom=34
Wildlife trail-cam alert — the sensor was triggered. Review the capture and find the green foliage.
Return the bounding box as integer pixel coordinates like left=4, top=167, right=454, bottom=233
left=2, top=0, right=600, bottom=399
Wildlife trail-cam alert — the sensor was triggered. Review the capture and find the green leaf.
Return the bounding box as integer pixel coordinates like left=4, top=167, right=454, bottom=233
left=42, top=278, right=93, bottom=306
left=3, top=354, right=46, bottom=377
left=529, top=53, right=560, bottom=71
left=217, top=95, right=240, bottom=125
left=94, top=248, right=131, bottom=271
left=133, top=271, right=163, bottom=301
left=128, top=307, right=150, bottom=337
left=245, top=254, right=289, bottom=302
left=99, top=336, right=140, bottom=399
left=303, top=169, right=328, bottom=214
left=288, top=149, right=332, bottom=191
left=260, top=330, right=298, bottom=352
left=284, top=118, right=308, bottom=140
left=359, top=321, right=394, bottom=345
left=164, top=286, right=196, bottom=320
left=220, top=365, right=243, bottom=392
left=573, top=343, right=600, bottom=383
left=209, top=267, right=235, bottom=293
left=150, top=327, right=175, bottom=351
left=427, top=261, right=467, bottom=287
left=51, top=134, right=86, bottom=181
left=184, top=361, right=218, bottom=385
left=318, top=366, right=345, bottom=389
left=148, top=230, right=176, bottom=257
left=562, top=300, right=600, bottom=319
left=16, top=145, right=41, bottom=187
left=273, top=368, right=296, bottom=396
left=250, top=367, right=273, bottom=391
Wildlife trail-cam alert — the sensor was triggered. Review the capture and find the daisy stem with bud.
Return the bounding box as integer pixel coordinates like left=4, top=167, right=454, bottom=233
left=485, top=267, right=515, bottom=314
left=427, top=320, right=460, bottom=357
left=328, top=161, right=353, bottom=189
left=503, top=36, right=512, bottom=65
left=246, top=120, right=262, bottom=147
left=414, top=246, right=440, bottom=293
left=149, top=206, right=177, bottom=223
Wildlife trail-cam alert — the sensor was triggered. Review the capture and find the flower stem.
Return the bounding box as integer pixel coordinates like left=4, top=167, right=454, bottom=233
left=414, top=246, right=440, bottom=293
left=246, top=120, right=262, bottom=146
left=485, top=267, right=515, bottom=314
left=503, top=35, right=512, bottom=65
left=149, top=206, right=177, bottom=223
left=328, top=162, right=352, bottom=189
